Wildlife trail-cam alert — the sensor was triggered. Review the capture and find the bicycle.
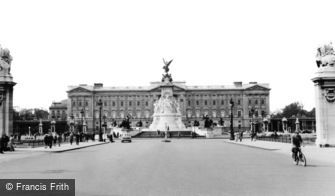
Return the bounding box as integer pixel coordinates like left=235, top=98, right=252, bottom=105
left=292, top=147, right=307, bottom=167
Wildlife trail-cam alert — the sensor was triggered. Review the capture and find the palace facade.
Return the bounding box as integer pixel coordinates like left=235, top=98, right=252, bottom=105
left=67, top=81, right=270, bottom=133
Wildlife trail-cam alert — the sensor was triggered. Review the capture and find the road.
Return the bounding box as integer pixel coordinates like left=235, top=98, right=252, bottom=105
left=0, top=139, right=335, bottom=196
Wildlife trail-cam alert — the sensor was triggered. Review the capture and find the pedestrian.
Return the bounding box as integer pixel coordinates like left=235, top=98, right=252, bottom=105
left=69, top=132, right=74, bottom=145
left=63, top=133, right=67, bottom=143
left=2, top=134, right=9, bottom=151
left=0, top=134, right=5, bottom=154
left=57, top=134, right=62, bottom=147
left=53, top=134, right=57, bottom=146
left=44, top=133, right=49, bottom=148
left=253, top=131, right=257, bottom=142
left=239, top=131, right=243, bottom=142
left=109, top=133, right=114, bottom=143
left=75, top=133, right=80, bottom=145
left=251, top=130, right=256, bottom=141
left=48, top=132, right=53, bottom=149
left=8, top=135, right=15, bottom=151
left=235, top=132, right=239, bottom=142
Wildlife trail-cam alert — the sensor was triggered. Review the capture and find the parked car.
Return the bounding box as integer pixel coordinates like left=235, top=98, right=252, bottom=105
left=121, top=132, right=132, bottom=143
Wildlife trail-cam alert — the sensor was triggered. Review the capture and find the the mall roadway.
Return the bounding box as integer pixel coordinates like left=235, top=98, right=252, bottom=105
left=1, top=139, right=335, bottom=196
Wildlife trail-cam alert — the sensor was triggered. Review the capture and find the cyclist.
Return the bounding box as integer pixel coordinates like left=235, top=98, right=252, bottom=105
left=291, top=130, right=303, bottom=162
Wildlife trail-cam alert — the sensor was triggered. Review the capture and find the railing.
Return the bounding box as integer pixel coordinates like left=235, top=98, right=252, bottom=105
left=14, top=140, right=46, bottom=148
left=257, top=136, right=291, bottom=143
left=257, top=135, right=316, bottom=144
left=14, top=137, right=73, bottom=148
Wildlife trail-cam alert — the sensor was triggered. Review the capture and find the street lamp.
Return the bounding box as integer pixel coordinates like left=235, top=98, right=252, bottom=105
left=229, top=98, right=235, bottom=140
left=263, top=117, right=268, bottom=132
left=250, top=107, right=255, bottom=133
left=80, top=109, right=84, bottom=133
left=103, top=114, right=107, bottom=134
left=39, top=119, right=43, bottom=135
left=282, top=117, right=287, bottom=132
left=98, top=99, right=103, bottom=142
left=51, top=119, right=56, bottom=133
left=70, top=114, right=75, bottom=133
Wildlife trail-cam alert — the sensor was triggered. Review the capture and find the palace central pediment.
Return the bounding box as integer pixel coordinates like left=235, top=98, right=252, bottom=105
left=67, top=86, right=92, bottom=93
left=245, top=84, right=270, bottom=91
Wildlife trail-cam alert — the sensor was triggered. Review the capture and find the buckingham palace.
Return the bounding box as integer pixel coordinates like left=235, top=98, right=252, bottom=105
left=66, top=80, right=270, bottom=133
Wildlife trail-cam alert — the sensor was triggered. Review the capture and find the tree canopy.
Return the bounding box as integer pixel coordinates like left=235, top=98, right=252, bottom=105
left=272, top=102, right=315, bottom=118
left=14, top=108, right=49, bottom=120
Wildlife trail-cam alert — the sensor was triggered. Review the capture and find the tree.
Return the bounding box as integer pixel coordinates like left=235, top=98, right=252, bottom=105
left=14, top=108, right=49, bottom=121
left=34, top=109, right=49, bottom=119
left=272, top=102, right=315, bottom=118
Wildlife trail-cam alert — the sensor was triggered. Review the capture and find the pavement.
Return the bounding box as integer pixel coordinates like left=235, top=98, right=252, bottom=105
left=223, top=138, right=335, bottom=164
left=1, top=139, right=335, bottom=196
left=0, top=141, right=109, bottom=164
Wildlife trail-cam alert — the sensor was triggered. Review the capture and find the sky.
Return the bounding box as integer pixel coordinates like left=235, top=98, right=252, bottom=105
left=0, top=0, right=334, bottom=112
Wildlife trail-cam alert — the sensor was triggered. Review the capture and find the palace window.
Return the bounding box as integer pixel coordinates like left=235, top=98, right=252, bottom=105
left=261, top=99, right=265, bottom=105
left=249, top=99, right=252, bottom=105
left=261, top=110, right=266, bottom=117
left=255, top=100, right=258, bottom=105
left=255, top=110, right=259, bottom=117
left=129, top=101, right=132, bottom=106
left=213, top=100, right=216, bottom=105
left=72, top=101, right=76, bottom=107
left=196, top=100, right=199, bottom=106
left=78, top=101, right=82, bottom=107
left=204, top=100, right=208, bottom=105
left=85, top=101, right=88, bottom=107
left=104, top=101, right=107, bottom=106
left=145, top=101, right=148, bottom=107
left=188, top=100, right=191, bottom=106
left=112, top=101, right=116, bottom=107
left=221, top=100, right=224, bottom=105
left=137, top=101, right=140, bottom=106
left=120, top=101, right=124, bottom=107
left=238, top=110, right=242, bottom=117
left=237, top=99, right=241, bottom=105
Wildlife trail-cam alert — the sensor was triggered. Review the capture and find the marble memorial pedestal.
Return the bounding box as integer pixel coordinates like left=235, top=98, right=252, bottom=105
left=148, top=81, right=187, bottom=132
left=0, top=46, right=15, bottom=137
left=312, top=66, right=335, bottom=147
left=0, top=70, right=15, bottom=136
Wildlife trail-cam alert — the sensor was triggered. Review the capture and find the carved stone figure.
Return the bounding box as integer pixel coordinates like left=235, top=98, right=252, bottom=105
left=0, top=45, right=13, bottom=75
left=316, top=43, right=335, bottom=68
left=162, top=58, right=173, bottom=82
left=153, top=95, right=181, bottom=115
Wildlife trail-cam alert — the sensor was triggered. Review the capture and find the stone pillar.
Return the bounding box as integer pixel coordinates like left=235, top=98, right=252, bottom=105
left=39, top=119, right=43, bottom=134
left=0, top=46, right=15, bottom=137
left=312, top=66, right=335, bottom=146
